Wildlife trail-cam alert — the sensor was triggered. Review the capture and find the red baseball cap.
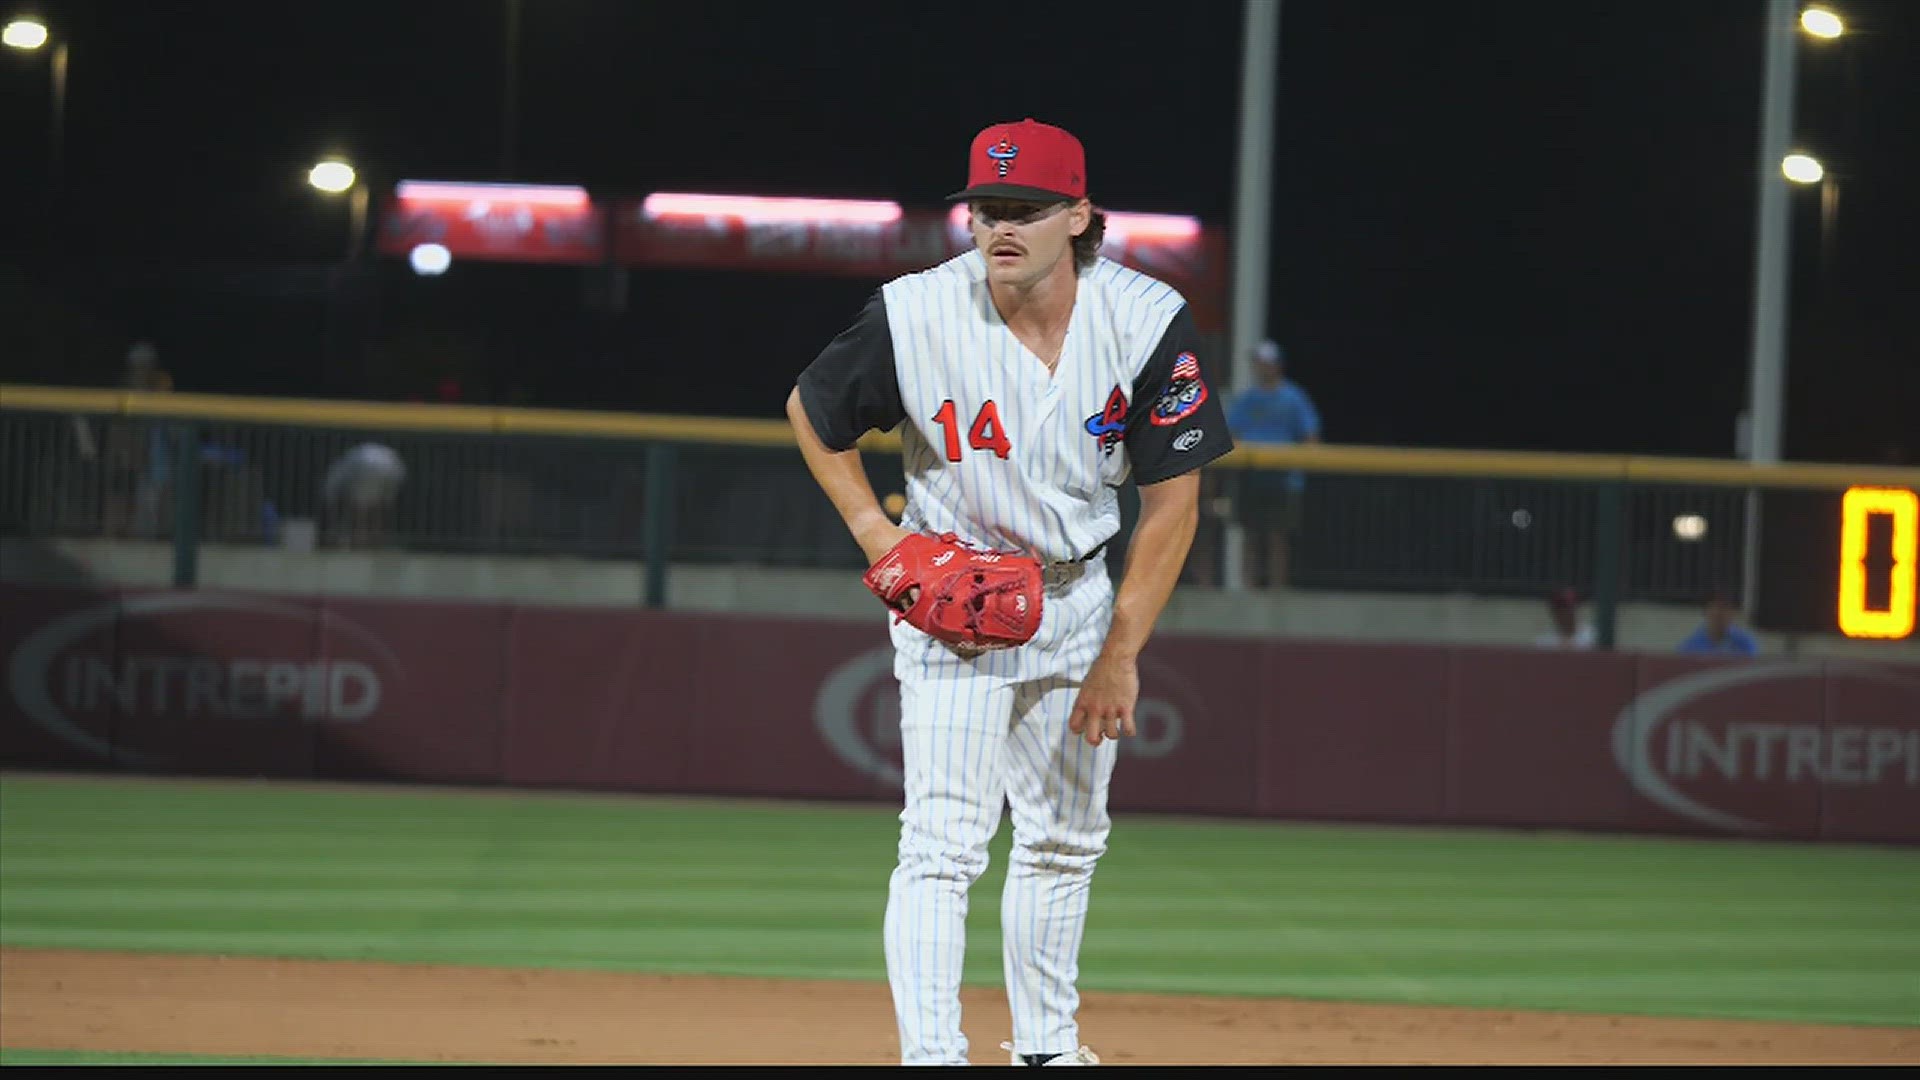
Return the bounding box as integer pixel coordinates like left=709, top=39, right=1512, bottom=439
left=946, top=118, right=1087, bottom=204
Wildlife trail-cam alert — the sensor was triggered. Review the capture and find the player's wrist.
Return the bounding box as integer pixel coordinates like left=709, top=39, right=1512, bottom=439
left=853, top=515, right=909, bottom=565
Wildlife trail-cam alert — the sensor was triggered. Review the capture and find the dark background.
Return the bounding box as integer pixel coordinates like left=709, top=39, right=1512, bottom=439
left=1, top=0, right=1914, bottom=462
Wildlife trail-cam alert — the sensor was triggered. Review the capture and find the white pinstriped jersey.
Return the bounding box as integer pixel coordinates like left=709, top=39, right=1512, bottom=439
left=798, top=250, right=1233, bottom=564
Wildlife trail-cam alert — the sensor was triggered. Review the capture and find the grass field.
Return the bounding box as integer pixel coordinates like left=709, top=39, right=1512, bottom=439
left=2, top=771, right=1916, bottom=1064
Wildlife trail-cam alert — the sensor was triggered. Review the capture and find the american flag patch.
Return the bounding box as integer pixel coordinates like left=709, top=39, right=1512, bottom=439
left=1150, top=352, right=1210, bottom=426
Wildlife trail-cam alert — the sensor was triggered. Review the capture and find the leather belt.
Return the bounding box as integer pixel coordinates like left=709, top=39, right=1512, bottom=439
left=1057, top=542, right=1107, bottom=566
left=1042, top=545, right=1106, bottom=591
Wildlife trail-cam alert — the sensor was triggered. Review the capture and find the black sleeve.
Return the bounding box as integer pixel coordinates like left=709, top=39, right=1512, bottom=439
left=1123, top=305, right=1235, bottom=484
left=795, top=291, right=906, bottom=452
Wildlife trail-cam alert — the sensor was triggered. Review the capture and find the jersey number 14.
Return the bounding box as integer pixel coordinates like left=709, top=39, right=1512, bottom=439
left=933, top=399, right=1012, bottom=462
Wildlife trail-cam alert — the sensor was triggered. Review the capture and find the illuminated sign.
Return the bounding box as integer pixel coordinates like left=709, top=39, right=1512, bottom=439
left=943, top=204, right=1202, bottom=242
left=371, top=182, right=1230, bottom=329
left=614, top=196, right=1228, bottom=329
left=395, top=181, right=590, bottom=208
left=641, top=193, right=903, bottom=226
left=377, top=180, right=605, bottom=264
left=1838, top=486, right=1918, bottom=639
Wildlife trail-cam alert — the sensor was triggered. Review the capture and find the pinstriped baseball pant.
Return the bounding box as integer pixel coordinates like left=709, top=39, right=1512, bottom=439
left=883, top=563, right=1116, bottom=1066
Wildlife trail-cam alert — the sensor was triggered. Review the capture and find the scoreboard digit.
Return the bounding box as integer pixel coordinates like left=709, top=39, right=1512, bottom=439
left=1837, top=486, right=1918, bottom=640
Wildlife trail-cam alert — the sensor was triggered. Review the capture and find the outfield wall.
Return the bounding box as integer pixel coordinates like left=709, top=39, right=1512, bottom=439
left=14, top=538, right=1912, bottom=660
left=3, top=583, right=1915, bottom=843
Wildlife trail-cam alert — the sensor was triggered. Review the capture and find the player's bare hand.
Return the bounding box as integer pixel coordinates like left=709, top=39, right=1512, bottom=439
left=1069, top=655, right=1138, bottom=747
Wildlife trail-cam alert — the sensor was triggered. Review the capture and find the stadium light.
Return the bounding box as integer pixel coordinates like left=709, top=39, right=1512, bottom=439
left=308, top=160, right=357, bottom=194
left=3, top=17, right=49, bottom=48
left=1781, top=153, right=1825, bottom=184
left=1799, top=6, right=1844, bottom=39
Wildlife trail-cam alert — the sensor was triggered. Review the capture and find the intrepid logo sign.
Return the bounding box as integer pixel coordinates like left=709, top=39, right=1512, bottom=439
left=8, top=594, right=400, bottom=765
left=815, top=647, right=905, bottom=788
left=815, top=646, right=1190, bottom=790
left=1612, top=660, right=1920, bottom=833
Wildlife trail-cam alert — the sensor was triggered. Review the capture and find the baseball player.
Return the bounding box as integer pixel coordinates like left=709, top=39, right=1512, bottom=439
left=786, top=117, right=1233, bottom=1066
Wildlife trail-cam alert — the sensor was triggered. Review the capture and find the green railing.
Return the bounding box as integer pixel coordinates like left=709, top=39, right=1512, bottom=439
left=4, top=384, right=1916, bottom=645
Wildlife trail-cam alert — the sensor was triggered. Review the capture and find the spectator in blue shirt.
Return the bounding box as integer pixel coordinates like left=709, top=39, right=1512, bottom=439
left=1224, top=340, right=1321, bottom=589
left=1677, top=593, right=1759, bottom=657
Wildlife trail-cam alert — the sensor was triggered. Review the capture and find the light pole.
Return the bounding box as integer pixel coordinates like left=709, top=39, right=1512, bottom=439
left=308, top=158, right=374, bottom=385
left=308, top=158, right=370, bottom=263
left=4, top=17, right=68, bottom=217
left=1225, top=0, right=1282, bottom=593
left=1776, top=151, right=1839, bottom=271
left=1817, top=167, right=1840, bottom=279
left=1739, top=1, right=1846, bottom=621
left=502, top=0, right=521, bottom=179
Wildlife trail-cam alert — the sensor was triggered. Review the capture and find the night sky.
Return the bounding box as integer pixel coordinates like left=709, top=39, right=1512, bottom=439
left=3, top=0, right=1915, bottom=464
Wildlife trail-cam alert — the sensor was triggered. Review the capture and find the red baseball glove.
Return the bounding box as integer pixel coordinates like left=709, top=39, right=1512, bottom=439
left=862, top=532, right=1044, bottom=651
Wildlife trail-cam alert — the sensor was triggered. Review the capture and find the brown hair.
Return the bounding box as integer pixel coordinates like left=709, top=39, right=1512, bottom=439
left=1072, top=208, right=1107, bottom=272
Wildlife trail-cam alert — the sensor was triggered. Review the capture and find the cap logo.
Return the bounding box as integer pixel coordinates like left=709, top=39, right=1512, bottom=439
left=986, top=139, right=1019, bottom=177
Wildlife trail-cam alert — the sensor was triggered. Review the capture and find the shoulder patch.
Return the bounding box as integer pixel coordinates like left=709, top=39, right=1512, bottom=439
left=1149, top=352, right=1209, bottom=426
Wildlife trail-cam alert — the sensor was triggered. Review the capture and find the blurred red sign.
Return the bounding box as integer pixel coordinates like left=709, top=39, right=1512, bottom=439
left=611, top=195, right=1230, bottom=330
left=375, top=180, right=606, bottom=264
left=372, top=185, right=1229, bottom=330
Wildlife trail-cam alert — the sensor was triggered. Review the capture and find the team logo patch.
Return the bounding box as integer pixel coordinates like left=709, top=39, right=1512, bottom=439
left=987, top=139, right=1019, bottom=177
left=870, top=562, right=906, bottom=594
left=1149, top=352, right=1209, bottom=427
left=1084, top=385, right=1128, bottom=456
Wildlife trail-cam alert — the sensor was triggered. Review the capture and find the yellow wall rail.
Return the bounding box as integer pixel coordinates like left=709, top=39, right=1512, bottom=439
left=5, top=383, right=1917, bottom=492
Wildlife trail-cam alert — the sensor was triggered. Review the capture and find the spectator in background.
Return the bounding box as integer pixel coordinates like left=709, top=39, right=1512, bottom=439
left=1535, top=586, right=1597, bottom=650
left=1224, top=339, right=1321, bottom=589
left=102, top=340, right=178, bottom=538
left=322, top=442, right=407, bottom=549
left=1677, top=591, right=1759, bottom=657
left=123, top=340, right=169, bottom=393
left=129, top=343, right=178, bottom=531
